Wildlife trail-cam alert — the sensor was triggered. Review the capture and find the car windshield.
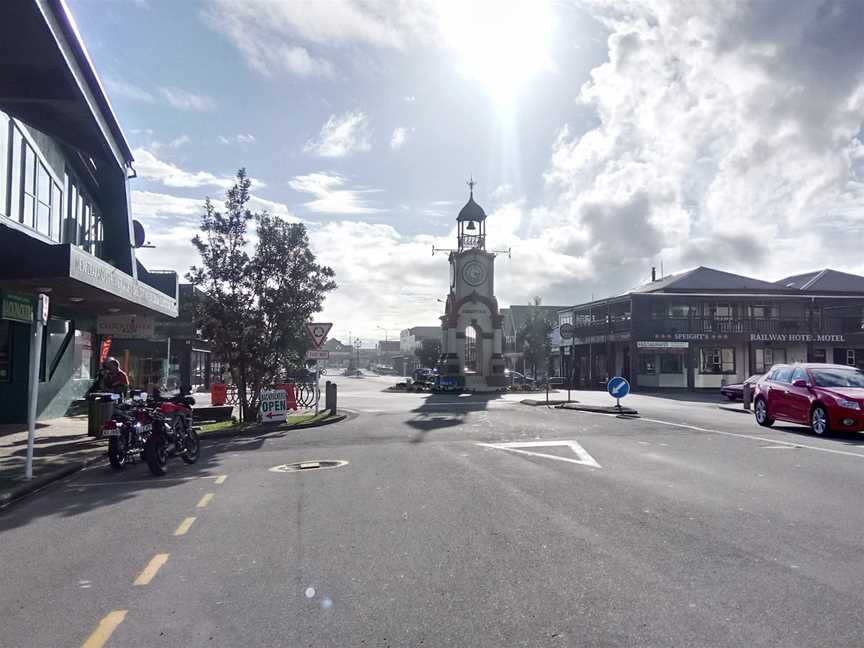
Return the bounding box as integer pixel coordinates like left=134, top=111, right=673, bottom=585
left=811, top=368, right=864, bottom=388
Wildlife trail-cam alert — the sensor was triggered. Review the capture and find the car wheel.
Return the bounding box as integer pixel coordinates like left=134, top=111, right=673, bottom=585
left=810, top=405, right=829, bottom=436
left=754, top=397, right=774, bottom=427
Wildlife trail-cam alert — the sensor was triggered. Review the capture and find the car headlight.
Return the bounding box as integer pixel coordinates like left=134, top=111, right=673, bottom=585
left=836, top=398, right=861, bottom=410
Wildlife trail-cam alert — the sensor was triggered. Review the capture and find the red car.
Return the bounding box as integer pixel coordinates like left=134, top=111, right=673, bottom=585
left=753, top=363, right=864, bottom=435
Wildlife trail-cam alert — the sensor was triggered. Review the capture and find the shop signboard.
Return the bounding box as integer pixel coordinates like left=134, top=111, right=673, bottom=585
left=259, top=389, right=288, bottom=423
left=306, top=350, right=329, bottom=360
left=638, top=341, right=689, bottom=349
left=749, top=333, right=846, bottom=343
left=1, top=291, right=35, bottom=324
left=97, top=314, right=155, bottom=339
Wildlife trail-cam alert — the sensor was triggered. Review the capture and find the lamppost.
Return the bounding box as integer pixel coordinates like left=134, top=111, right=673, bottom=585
left=376, top=325, right=392, bottom=343
left=354, top=338, right=362, bottom=373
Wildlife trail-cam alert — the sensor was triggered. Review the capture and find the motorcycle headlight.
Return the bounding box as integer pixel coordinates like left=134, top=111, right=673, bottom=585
left=836, top=398, right=861, bottom=410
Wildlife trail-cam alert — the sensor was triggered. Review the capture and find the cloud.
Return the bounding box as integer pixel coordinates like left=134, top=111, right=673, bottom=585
left=303, top=111, right=371, bottom=158
left=289, top=172, right=382, bottom=214
left=403, top=95, right=416, bottom=102
left=527, top=0, right=864, bottom=300
left=158, top=86, right=217, bottom=111
left=201, top=0, right=437, bottom=77
left=132, top=148, right=237, bottom=189
left=389, top=126, right=413, bottom=150
left=104, top=78, right=154, bottom=103
left=218, top=133, right=256, bottom=144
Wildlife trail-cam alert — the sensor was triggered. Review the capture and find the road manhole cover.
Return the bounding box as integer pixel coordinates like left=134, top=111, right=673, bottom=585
left=269, top=460, right=349, bottom=473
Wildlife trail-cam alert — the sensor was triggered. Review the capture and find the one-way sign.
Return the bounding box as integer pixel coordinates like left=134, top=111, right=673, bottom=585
left=306, top=322, right=332, bottom=349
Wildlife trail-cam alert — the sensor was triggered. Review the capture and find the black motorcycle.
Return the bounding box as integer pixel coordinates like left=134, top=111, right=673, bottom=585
left=102, top=391, right=153, bottom=470
left=141, top=390, right=199, bottom=476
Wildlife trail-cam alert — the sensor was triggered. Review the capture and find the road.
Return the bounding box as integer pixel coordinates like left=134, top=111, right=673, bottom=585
left=2, top=374, right=864, bottom=647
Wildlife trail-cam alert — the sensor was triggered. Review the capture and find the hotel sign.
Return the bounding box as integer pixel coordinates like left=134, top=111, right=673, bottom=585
left=750, top=333, right=845, bottom=343
left=1, top=291, right=34, bottom=323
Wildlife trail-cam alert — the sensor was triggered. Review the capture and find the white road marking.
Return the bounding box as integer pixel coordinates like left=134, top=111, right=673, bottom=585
left=477, top=440, right=601, bottom=469
left=632, top=415, right=864, bottom=460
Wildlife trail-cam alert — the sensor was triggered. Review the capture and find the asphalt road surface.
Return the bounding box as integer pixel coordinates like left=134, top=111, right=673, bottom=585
left=3, top=374, right=864, bottom=647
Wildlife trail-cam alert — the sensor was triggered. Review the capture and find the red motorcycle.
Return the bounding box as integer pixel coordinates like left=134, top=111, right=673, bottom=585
left=142, top=390, right=200, bottom=476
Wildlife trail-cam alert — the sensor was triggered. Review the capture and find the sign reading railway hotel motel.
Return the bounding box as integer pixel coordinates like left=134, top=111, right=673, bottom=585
left=749, top=334, right=846, bottom=343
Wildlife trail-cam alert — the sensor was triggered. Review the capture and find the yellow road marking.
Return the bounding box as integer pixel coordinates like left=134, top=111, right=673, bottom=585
left=214, top=475, right=227, bottom=484
left=174, top=516, right=196, bottom=536
left=81, top=610, right=127, bottom=648
left=197, top=493, right=214, bottom=508
left=134, top=553, right=169, bottom=586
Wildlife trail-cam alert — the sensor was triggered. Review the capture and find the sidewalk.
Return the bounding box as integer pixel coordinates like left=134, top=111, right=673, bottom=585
left=0, top=416, right=107, bottom=507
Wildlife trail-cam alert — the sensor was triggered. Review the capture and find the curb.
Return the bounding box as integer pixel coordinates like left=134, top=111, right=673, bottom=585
left=201, top=412, right=347, bottom=440
left=558, top=403, right=639, bottom=416
left=0, top=452, right=106, bottom=511
left=718, top=405, right=752, bottom=415
left=520, top=399, right=577, bottom=406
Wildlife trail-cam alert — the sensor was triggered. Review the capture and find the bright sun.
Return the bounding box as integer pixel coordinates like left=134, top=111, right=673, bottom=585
left=439, top=0, right=555, bottom=104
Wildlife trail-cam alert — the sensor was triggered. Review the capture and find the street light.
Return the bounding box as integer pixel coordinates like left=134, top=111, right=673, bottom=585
left=376, top=325, right=392, bottom=342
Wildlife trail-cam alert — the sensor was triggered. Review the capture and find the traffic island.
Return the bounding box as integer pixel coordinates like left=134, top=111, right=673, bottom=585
left=520, top=398, right=577, bottom=406
left=198, top=410, right=347, bottom=440
left=558, top=402, right=639, bottom=416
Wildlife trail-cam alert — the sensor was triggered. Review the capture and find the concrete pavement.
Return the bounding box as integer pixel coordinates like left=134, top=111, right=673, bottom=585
left=2, top=373, right=864, bottom=646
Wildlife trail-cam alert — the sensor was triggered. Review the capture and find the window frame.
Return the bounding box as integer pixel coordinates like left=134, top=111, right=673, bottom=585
left=700, top=347, right=736, bottom=374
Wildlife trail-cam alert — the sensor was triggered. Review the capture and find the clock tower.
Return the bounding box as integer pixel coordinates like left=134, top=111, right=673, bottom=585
left=438, top=179, right=507, bottom=391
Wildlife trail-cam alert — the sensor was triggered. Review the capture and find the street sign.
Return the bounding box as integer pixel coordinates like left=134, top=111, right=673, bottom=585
left=259, top=389, right=288, bottom=423
left=1, top=291, right=34, bottom=324
left=305, top=322, right=332, bottom=349
left=607, top=376, right=630, bottom=400
left=306, top=350, right=329, bottom=360
left=37, top=293, right=49, bottom=324
left=559, top=323, right=575, bottom=339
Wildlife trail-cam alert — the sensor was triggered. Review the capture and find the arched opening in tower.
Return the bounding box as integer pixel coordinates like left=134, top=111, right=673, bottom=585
left=464, top=325, right=477, bottom=373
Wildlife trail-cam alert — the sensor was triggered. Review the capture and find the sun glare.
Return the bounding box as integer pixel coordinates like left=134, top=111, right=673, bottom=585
left=439, top=0, right=555, bottom=104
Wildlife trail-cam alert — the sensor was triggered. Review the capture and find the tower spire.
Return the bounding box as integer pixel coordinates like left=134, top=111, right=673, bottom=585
left=467, top=175, right=475, bottom=198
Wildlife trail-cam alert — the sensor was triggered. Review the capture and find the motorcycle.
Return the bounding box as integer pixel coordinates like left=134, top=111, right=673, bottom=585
left=142, top=390, right=200, bottom=476
left=102, top=391, right=153, bottom=470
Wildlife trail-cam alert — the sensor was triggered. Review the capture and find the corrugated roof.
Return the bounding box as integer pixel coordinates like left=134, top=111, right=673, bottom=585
left=632, top=266, right=783, bottom=293
left=775, top=268, right=864, bottom=292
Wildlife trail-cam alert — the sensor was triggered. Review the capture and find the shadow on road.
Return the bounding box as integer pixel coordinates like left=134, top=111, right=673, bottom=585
left=405, top=393, right=502, bottom=443
left=0, top=432, right=277, bottom=534
left=769, top=424, right=864, bottom=447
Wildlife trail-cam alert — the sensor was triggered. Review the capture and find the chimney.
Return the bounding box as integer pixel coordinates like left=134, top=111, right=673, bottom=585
left=651, top=266, right=656, bottom=282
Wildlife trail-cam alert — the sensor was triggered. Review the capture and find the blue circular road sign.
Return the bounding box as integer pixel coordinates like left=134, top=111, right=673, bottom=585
left=607, top=376, right=630, bottom=399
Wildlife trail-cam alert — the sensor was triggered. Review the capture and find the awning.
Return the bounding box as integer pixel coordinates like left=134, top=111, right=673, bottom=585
left=0, top=220, right=176, bottom=317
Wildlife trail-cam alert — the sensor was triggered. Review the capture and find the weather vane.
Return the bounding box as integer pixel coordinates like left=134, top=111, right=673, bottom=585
left=467, top=175, right=475, bottom=195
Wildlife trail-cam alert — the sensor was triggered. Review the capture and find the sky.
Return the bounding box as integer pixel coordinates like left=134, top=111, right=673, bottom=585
left=69, top=0, right=864, bottom=346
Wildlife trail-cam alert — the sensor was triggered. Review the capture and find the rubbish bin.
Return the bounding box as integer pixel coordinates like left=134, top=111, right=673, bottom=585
left=87, top=393, right=117, bottom=438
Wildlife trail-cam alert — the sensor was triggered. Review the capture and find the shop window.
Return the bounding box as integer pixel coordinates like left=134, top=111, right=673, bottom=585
left=72, top=331, right=93, bottom=380
left=41, top=320, right=73, bottom=381
left=755, top=348, right=786, bottom=373
left=0, top=321, right=11, bottom=382
left=9, top=126, right=22, bottom=221
left=749, top=304, right=779, bottom=319
left=847, top=349, right=856, bottom=367
left=650, top=302, right=666, bottom=319
left=703, top=303, right=733, bottom=319
left=64, top=173, right=101, bottom=255
left=811, top=349, right=826, bottom=363
left=0, top=112, right=8, bottom=216
left=5, top=123, right=63, bottom=240
left=700, top=347, right=735, bottom=374
left=660, top=354, right=684, bottom=373
left=639, top=354, right=657, bottom=375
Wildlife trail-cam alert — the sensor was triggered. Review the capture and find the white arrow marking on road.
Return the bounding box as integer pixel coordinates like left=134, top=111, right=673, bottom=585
left=477, top=440, right=601, bottom=469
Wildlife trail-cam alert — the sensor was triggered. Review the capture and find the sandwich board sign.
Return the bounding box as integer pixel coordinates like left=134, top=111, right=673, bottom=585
left=306, top=322, right=332, bottom=349
left=259, top=389, right=288, bottom=423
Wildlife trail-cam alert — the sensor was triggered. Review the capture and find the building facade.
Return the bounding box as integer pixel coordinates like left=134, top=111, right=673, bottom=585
left=501, top=304, right=567, bottom=376
left=557, top=267, right=864, bottom=391
left=0, top=2, right=178, bottom=422
left=397, top=326, right=441, bottom=375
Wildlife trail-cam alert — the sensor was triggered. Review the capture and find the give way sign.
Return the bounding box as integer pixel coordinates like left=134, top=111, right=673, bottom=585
left=305, top=322, right=332, bottom=349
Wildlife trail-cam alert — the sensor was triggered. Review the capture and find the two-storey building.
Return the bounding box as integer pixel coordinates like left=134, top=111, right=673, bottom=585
left=557, top=267, right=864, bottom=391
left=0, top=1, right=178, bottom=422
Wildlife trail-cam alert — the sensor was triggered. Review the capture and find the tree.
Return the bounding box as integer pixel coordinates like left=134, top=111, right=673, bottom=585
left=414, top=338, right=442, bottom=369
left=519, top=296, right=554, bottom=379
left=187, top=169, right=337, bottom=420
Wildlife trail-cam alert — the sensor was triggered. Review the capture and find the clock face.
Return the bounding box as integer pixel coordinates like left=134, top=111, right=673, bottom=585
left=462, top=261, right=487, bottom=286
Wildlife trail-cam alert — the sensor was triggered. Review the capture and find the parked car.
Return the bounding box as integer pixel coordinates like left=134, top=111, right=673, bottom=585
left=720, top=374, right=763, bottom=401
left=753, top=363, right=864, bottom=435
left=411, top=368, right=437, bottom=386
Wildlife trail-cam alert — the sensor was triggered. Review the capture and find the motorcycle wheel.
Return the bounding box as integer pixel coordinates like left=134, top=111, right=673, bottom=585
left=143, top=434, right=169, bottom=476
left=181, top=426, right=200, bottom=464
left=108, top=435, right=128, bottom=470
